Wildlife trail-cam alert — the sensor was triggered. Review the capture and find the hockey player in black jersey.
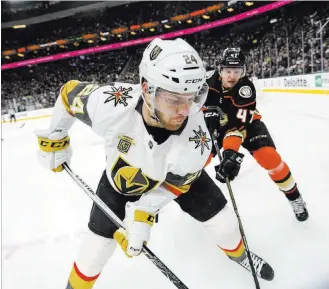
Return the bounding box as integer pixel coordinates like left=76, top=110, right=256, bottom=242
left=204, top=47, right=308, bottom=222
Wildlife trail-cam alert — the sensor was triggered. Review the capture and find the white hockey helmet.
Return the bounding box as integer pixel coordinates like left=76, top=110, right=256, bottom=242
left=139, top=38, right=208, bottom=117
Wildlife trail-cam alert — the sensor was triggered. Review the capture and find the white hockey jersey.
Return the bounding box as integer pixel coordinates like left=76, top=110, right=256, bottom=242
left=53, top=80, right=212, bottom=196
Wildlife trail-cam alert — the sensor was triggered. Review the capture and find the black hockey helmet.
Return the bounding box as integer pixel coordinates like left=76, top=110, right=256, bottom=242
left=218, top=47, right=246, bottom=77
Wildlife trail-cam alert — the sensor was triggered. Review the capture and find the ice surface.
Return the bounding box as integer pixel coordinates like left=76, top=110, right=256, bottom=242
left=2, top=92, right=329, bottom=289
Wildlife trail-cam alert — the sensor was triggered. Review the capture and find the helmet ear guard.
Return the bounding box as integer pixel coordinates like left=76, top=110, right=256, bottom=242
left=141, top=79, right=160, bottom=122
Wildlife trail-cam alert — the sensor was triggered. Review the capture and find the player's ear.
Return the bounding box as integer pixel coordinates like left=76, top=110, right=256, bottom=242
left=142, top=80, right=148, bottom=94
left=142, top=81, right=151, bottom=105
left=217, top=66, right=223, bottom=78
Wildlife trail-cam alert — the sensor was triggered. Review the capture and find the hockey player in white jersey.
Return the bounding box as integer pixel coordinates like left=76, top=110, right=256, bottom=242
left=36, top=38, right=274, bottom=288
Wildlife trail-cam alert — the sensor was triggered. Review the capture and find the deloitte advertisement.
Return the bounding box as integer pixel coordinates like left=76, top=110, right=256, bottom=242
left=260, top=73, right=329, bottom=95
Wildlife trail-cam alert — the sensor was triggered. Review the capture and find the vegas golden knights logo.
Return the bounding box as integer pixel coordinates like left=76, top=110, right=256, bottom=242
left=189, top=126, right=211, bottom=155
left=111, top=156, right=160, bottom=195
left=150, top=45, right=162, bottom=61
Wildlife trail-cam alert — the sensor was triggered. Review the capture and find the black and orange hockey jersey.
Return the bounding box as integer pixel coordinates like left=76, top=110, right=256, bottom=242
left=205, top=70, right=262, bottom=152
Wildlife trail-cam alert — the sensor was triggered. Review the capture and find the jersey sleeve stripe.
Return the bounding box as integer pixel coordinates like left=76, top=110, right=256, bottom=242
left=60, top=80, right=81, bottom=115
left=162, top=182, right=191, bottom=196
left=224, top=95, right=256, bottom=108
left=209, top=87, right=221, bottom=95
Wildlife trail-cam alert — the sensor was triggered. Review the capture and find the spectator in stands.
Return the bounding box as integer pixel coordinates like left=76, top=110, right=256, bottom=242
left=1, top=2, right=328, bottom=112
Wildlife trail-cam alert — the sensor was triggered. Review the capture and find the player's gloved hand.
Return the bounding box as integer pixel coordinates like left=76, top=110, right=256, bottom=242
left=215, top=150, right=244, bottom=183
left=35, top=129, right=72, bottom=172
left=114, top=202, right=155, bottom=258
left=204, top=106, right=220, bottom=137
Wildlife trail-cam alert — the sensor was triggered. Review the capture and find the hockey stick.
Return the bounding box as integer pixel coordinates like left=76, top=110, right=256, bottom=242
left=63, top=163, right=189, bottom=289
left=212, top=131, right=261, bottom=289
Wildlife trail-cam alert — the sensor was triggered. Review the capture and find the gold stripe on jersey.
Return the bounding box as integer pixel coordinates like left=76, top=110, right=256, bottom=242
left=223, top=126, right=246, bottom=151
left=60, top=80, right=81, bottom=115
left=162, top=182, right=191, bottom=196
left=225, top=126, right=246, bottom=142
left=163, top=170, right=202, bottom=196
left=225, top=130, right=245, bottom=141
left=165, top=170, right=202, bottom=187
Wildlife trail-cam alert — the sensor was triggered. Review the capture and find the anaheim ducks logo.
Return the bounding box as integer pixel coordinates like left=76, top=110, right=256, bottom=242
left=104, top=86, right=133, bottom=107
left=111, top=156, right=160, bottom=195
left=238, top=86, right=252, bottom=98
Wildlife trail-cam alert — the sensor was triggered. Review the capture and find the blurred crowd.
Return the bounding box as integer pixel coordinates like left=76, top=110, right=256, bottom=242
left=1, top=1, right=329, bottom=114
left=197, top=8, right=329, bottom=78
left=1, top=49, right=130, bottom=113
left=1, top=2, right=208, bottom=53
left=1, top=1, right=99, bottom=22
left=122, top=3, right=329, bottom=82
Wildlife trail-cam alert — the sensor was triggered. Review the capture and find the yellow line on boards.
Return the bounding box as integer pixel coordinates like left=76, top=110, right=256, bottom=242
left=263, top=89, right=329, bottom=95
left=1, top=114, right=52, bottom=124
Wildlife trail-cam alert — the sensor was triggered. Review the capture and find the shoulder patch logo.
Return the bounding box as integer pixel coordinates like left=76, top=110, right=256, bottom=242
left=238, top=86, right=252, bottom=98
left=117, top=135, right=135, bottom=154
left=104, top=86, right=133, bottom=107
left=150, top=45, right=162, bottom=61
left=189, top=125, right=211, bottom=155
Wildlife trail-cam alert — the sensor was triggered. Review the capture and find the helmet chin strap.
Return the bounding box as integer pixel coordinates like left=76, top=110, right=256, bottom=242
left=141, top=91, right=163, bottom=125
left=150, top=112, right=161, bottom=124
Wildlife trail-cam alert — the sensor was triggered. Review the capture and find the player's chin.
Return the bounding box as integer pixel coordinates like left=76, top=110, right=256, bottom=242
left=165, top=119, right=185, bottom=131
left=166, top=125, right=183, bottom=131
left=226, top=81, right=237, bottom=88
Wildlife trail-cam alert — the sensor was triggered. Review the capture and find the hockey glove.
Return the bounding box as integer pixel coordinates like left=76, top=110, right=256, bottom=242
left=204, top=106, right=221, bottom=137
left=215, top=150, right=244, bottom=183
left=114, top=202, right=155, bottom=258
left=36, top=129, right=72, bottom=172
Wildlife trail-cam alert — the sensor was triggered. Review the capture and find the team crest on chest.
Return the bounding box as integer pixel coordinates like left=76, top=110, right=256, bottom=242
left=189, top=125, right=211, bottom=155
left=111, top=156, right=160, bottom=195
left=104, top=86, right=133, bottom=107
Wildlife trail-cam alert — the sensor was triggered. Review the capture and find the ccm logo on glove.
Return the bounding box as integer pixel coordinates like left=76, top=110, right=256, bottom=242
left=235, top=156, right=243, bottom=164
left=114, top=207, right=155, bottom=258
left=38, top=136, right=70, bottom=152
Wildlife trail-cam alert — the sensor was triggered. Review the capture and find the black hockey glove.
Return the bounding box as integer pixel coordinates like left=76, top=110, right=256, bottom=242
left=215, top=150, right=244, bottom=183
left=204, top=106, right=221, bottom=137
